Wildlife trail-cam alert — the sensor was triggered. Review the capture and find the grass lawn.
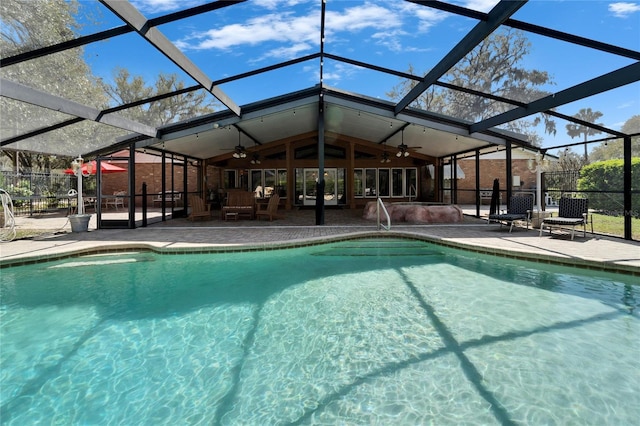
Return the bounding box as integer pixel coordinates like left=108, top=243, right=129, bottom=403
left=591, top=212, right=640, bottom=240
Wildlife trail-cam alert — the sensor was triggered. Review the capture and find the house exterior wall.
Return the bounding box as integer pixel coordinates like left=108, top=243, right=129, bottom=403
left=455, top=158, right=538, bottom=204
left=101, top=163, right=199, bottom=207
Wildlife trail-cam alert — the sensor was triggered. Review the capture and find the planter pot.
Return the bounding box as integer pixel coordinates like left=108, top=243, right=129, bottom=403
left=69, top=214, right=91, bottom=233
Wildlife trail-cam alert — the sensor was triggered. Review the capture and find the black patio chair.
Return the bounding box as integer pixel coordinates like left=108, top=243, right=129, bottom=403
left=488, top=194, right=533, bottom=232
left=539, top=197, right=592, bottom=240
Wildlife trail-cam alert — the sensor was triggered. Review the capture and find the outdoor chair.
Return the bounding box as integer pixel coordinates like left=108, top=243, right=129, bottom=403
left=187, top=194, right=211, bottom=221
left=488, top=194, right=533, bottom=232
left=539, top=197, right=592, bottom=240
left=104, top=191, right=126, bottom=210
left=256, top=194, right=281, bottom=221
left=221, top=190, right=256, bottom=220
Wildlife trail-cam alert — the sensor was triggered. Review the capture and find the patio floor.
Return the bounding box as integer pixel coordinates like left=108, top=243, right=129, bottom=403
left=1, top=206, right=639, bottom=275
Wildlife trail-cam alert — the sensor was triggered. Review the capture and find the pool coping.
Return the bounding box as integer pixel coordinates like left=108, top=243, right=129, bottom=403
left=2, top=230, right=639, bottom=277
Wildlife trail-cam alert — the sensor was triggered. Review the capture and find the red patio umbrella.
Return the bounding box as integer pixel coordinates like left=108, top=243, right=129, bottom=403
left=64, top=160, right=126, bottom=175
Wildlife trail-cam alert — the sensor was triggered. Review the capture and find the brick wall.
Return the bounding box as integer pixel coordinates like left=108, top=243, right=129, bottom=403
left=101, top=163, right=200, bottom=206
left=456, top=159, right=537, bottom=204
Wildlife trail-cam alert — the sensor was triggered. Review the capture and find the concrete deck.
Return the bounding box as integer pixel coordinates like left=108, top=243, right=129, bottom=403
left=2, top=207, right=639, bottom=275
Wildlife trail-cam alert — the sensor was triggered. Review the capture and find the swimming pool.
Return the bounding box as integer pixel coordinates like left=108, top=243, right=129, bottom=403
left=1, top=238, right=638, bottom=424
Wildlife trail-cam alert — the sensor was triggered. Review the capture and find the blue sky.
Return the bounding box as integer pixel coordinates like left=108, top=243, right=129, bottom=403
left=79, top=0, right=640, bottom=149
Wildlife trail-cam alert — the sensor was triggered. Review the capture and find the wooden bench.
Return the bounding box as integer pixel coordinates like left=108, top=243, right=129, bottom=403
left=153, top=191, right=182, bottom=207
left=221, top=190, right=255, bottom=220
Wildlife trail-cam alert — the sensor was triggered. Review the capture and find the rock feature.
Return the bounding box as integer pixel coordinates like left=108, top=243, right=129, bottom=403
left=363, top=202, right=463, bottom=224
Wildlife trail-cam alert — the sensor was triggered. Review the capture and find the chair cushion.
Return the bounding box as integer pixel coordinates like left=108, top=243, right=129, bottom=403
left=489, top=213, right=526, bottom=221
left=543, top=217, right=584, bottom=225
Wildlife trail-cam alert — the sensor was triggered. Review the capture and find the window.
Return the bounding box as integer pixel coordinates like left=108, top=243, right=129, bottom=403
left=354, top=169, right=364, bottom=197
left=378, top=169, right=390, bottom=197
left=337, top=168, right=346, bottom=204
left=295, top=168, right=304, bottom=205
left=277, top=169, right=287, bottom=198
left=264, top=169, right=276, bottom=197
left=365, top=169, right=377, bottom=197
left=392, top=168, right=403, bottom=197
left=224, top=170, right=237, bottom=189
left=406, top=168, right=417, bottom=198
left=251, top=170, right=262, bottom=196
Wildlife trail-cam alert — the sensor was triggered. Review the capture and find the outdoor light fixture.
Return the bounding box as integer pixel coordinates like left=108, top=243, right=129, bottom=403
left=396, top=144, right=410, bottom=157
left=232, top=146, right=247, bottom=159
left=71, top=156, right=93, bottom=216
left=233, top=129, right=247, bottom=158
left=396, top=129, right=410, bottom=157
left=68, top=155, right=94, bottom=232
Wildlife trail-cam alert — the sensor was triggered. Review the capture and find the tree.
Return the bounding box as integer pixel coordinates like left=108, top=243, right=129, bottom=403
left=565, top=108, right=604, bottom=163
left=101, top=68, right=217, bottom=127
left=550, top=148, right=587, bottom=172
left=387, top=28, right=556, bottom=145
left=589, top=115, right=640, bottom=161
left=0, top=0, right=108, bottom=171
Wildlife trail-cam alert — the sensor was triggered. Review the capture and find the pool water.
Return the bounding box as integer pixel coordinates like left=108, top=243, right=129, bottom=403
left=1, top=238, right=638, bottom=425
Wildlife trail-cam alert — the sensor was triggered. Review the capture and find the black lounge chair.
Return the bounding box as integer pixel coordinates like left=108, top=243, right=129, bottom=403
left=488, top=194, right=533, bottom=232
left=539, top=197, right=592, bottom=240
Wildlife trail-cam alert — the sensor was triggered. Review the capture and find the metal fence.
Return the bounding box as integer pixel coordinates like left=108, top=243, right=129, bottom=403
left=0, top=170, right=75, bottom=216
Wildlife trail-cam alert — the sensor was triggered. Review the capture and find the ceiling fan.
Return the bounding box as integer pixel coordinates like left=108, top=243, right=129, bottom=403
left=232, top=145, right=247, bottom=159
left=396, top=129, right=421, bottom=157
left=220, top=127, right=247, bottom=158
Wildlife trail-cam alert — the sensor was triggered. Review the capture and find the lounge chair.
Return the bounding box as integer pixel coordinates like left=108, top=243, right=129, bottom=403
left=188, top=194, right=211, bottom=221
left=539, top=197, right=592, bottom=240
left=256, top=194, right=281, bottom=221
left=488, top=194, right=533, bottom=232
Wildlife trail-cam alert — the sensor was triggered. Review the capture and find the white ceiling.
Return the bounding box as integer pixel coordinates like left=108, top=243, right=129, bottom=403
left=144, top=86, right=520, bottom=161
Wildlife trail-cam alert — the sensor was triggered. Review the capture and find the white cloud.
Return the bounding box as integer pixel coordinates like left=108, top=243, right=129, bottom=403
left=617, top=100, right=636, bottom=109
left=176, top=12, right=319, bottom=51
left=322, top=62, right=363, bottom=85
left=325, top=4, right=401, bottom=34
left=252, top=42, right=314, bottom=62
left=609, top=2, right=640, bottom=17
left=463, top=0, right=501, bottom=13
left=131, top=0, right=205, bottom=14
left=254, top=0, right=308, bottom=10
left=173, top=1, right=448, bottom=62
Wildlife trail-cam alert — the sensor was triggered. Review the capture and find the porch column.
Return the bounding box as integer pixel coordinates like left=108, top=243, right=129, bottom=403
left=316, top=96, right=325, bottom=225
left=286, top=141, right=293, bottom=210
left=348, top=141, right=356, bottom=209
left=623, top=135, right=632, bottom=240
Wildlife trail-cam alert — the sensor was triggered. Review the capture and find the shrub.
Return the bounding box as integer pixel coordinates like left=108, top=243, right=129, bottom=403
left=577, top=158, right=640, bottom=216
left=7, top=181, right=34, bottom=207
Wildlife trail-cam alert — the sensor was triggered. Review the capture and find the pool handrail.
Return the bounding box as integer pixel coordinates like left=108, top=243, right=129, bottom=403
left=377, top=197, right=391, bottom=231
left=408, top=184, right=417, bottom=202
